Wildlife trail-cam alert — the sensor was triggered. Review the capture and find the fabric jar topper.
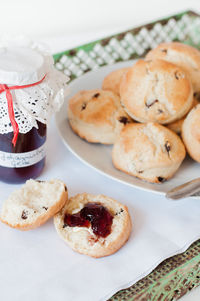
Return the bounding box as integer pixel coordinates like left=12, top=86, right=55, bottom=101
left=0, top=40, right=69, bottom=146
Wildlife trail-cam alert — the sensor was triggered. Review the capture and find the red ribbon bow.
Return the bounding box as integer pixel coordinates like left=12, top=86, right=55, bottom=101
left=0, top=75, right=46, bottom=147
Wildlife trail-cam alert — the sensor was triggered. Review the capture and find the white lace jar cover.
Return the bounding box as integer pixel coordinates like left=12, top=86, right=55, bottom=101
left=0, top=37, right=69, bottom=137
left=0, top=37, right=68, bottom=172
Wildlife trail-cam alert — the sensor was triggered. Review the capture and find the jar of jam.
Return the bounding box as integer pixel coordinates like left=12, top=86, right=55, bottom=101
left=0, top=39, right=68, bottom=184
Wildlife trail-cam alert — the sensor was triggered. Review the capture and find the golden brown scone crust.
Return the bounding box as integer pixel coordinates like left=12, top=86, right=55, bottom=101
left=182, top=104, right=200, bottom=162
left=167, top=97, right=198, bottom=134
left=54, top=193, right=132, bottom=258
left=166, top=119, right=184, bottom=135
left=120, top=59, right=193, bottom=125
left=112, top=123, right=186, bottom=183
left=146, top=42, right=200, bottom=92
left=102, top=67, right=130, bottom=95
left=68, top=89, right=132, bottom=144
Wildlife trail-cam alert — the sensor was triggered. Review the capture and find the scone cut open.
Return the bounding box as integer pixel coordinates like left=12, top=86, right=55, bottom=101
left=54, top=193, right=132, bottom=258
left=0, top=179, right=68, bottom=230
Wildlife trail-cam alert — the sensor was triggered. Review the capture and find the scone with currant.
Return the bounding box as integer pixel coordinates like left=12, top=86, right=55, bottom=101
left=112, top=123, right=186, bottom=183
left=120, top=59, right=193, bottom=124
left=68, top=89, right=132, bottom=144
left=54, top=193, right=132, bottom=258
left=0, top=179, right=68, bottom=230
left=146, top=42, right=200, bottom=93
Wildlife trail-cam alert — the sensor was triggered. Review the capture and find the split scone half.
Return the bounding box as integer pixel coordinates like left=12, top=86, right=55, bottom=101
left=0, top=179, right=68, bottom=230
left=54, top=193, right=132, bottom=258
left=112, top=123, right=186, bottom=183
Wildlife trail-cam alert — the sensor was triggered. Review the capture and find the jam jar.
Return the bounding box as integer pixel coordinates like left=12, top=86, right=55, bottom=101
left=0, top=121, right=46, bottom=184
left=0, top=40, right=68, bottom=184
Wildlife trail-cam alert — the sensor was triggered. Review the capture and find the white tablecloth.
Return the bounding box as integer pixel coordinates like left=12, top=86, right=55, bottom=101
left=1, top=118, right=200, bottom=301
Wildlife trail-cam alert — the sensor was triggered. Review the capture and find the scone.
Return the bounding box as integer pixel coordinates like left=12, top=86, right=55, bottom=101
left=112, top=123, right=186, bottom=183
left=167, top=97, right=199, bottom=134
left=68, top=89, right=132, bottom=144
left=54, top=193, right=132, bottom=258
left=146, top=42, right=200, bottom=92
left=0, top=179, right=68, bottom=230
left=182, top=104, right=200, bottom=162
left=102, top=67, right=130, bottom=95
left=120, top=59, right=193, bottom=124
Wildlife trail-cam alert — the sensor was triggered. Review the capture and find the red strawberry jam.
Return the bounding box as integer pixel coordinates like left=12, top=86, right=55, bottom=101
left=64, top=212, right=90, bottom=227
left=64, top=203, right=113, bottom=238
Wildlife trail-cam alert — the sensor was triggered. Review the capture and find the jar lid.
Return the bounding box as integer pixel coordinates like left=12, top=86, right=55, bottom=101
left=0, top=46, right=48, bottom=85
left=0, top=37, right=69, bottom=138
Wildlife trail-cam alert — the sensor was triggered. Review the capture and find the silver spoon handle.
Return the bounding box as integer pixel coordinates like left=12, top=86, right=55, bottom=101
left=166, top=178, right=200, bottom=200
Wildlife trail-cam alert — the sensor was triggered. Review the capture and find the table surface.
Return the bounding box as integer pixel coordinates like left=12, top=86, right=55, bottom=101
left=1, top=0, right=200, bottom=299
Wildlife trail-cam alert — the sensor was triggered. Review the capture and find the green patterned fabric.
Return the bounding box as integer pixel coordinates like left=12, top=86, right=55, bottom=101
left=53, top=10, right=200, bottom=300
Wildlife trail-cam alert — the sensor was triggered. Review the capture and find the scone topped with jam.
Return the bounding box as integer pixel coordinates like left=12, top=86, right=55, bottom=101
left=54, top=193, right=132, bottom=258
left=68, top=89, right=132, bottom=144
left=120, top=59, right=193, bottom=124
left=112, top=123, right=186, bottom=183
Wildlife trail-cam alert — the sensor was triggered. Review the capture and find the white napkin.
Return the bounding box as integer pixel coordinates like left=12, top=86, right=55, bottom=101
left=1, top=120, right=200, bottom=301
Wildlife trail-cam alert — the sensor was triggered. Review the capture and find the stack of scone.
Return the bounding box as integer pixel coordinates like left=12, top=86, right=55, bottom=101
left=68, top=42, right=200, bottom=184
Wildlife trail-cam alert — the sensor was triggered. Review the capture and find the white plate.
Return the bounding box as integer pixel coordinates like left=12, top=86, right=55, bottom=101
left=55, top=60, right=200, bottom=195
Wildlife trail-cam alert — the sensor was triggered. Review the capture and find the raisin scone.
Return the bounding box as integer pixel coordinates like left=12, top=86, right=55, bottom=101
left=68, top=89, right=132, bottom=144
left=167, top=97, right=199, bottom=134
left=112, top=123, right=186, bottom=183
left=182, top=104, right=200, bottom=162
left=54, top=193, right=132, bottom=258
left=102, top=67, right=130, bottom=96
left=0, top=179, right=68, bottom=230
left=146, top=42, right=200, bottom=92
left=120, top=59, right=193, bottom=124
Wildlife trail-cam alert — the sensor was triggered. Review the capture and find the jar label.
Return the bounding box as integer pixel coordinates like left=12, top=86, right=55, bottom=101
left=0, top=143, right=46, bottom=168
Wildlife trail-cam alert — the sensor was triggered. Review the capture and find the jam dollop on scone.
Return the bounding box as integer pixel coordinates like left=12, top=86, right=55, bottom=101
left=120, top=59, right=193, bottom=124
left=146, top=42, right=200, bottom=93
left=67, top=89, right=132, bottom=144
left=54, top=193, right=132, bottom=258
left=112, top=123, right=186, bottom=183
left=64, top=202, right=113, bottom=238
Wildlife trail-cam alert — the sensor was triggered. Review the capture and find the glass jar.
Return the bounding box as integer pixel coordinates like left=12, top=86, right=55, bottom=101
left=0, top=121, right=46, bottom=184
left=0, top=39, right=68, bottom=184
